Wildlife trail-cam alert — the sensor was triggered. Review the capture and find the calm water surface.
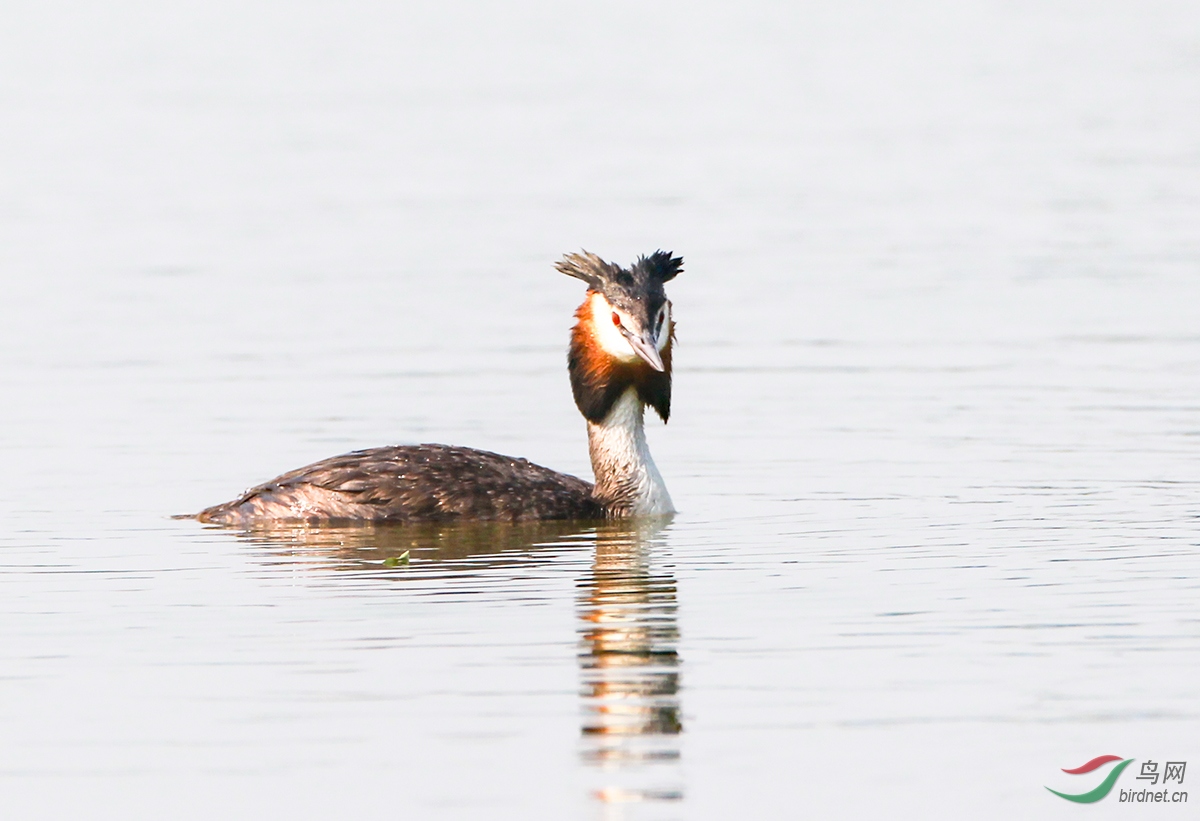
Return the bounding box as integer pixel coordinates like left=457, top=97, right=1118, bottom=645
left=2, top=1, right=1199, bottom=818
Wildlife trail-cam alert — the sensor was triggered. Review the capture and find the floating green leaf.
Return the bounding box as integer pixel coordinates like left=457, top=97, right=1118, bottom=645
left=383, top=550, right=411, bottom=567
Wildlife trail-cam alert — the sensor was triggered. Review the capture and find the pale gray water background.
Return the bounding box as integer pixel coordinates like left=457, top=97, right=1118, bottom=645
left=2, top=1, right=1199, bottom=818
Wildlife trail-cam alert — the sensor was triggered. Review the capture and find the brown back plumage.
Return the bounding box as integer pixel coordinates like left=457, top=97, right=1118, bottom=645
left=195, top=444, right=604, bottom=526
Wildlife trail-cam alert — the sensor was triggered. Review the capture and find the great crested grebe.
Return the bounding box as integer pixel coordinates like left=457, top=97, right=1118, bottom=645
left=189, top=250, right=681, bottom=525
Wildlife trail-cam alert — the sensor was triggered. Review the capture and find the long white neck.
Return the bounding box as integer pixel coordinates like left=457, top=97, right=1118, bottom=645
left=587, top=388, right=674, bottom=517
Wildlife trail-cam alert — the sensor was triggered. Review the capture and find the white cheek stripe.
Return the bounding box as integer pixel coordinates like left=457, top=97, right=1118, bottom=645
left=589, top=292, right=671, bottom=360
left=588, top=292, right=640, bottom=362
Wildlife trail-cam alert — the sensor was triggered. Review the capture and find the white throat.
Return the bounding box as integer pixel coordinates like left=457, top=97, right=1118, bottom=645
left=587, top=388, right=674, bottom=517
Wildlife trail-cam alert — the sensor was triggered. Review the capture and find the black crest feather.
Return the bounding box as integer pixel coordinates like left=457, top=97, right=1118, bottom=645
left=556, top=250, right=683, bottom=292
left=554, top=251, right=620, bottom=290
left=632, top=250, right=683, bottom=283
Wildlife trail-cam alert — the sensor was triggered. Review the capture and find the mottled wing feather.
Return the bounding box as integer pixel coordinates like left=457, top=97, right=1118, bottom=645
left=195, top=444, right=603, bottom=525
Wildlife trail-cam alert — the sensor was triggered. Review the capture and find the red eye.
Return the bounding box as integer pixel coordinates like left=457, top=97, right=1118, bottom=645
left=611, top=312, right=621, bottom=327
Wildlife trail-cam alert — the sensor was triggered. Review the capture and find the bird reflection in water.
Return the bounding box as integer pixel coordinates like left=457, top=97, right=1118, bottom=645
left=579, top=523, right=684, bottom=813
left=222, top=519, right=684, bottom=812
left=225, top=519, right=595, bottom=577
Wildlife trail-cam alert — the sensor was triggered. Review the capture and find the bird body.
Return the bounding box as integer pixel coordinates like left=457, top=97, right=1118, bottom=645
left=194, top=444, right=602, bottom=524
left=192, top=251, right=681, bottom=526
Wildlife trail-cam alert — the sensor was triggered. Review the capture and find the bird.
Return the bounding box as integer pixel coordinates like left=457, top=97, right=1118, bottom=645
left=187, top=250, right=681, bottom=525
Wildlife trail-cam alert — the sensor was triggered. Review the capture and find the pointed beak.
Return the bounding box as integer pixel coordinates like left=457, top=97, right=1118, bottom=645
left=620, top=327, right=665, bottom=372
